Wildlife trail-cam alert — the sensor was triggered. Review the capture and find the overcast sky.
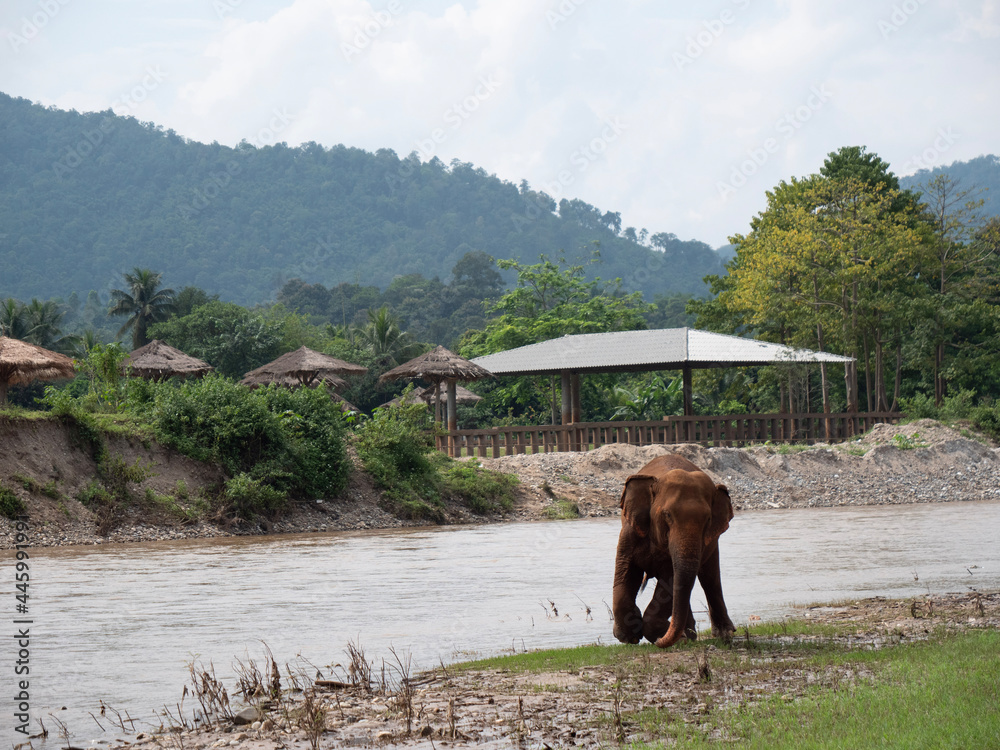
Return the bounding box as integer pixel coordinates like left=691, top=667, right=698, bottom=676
left=2, top=0, right=998, bottom=248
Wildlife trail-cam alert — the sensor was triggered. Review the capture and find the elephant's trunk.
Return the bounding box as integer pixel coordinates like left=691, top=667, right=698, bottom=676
left=655, top=556, right=700, bottom=648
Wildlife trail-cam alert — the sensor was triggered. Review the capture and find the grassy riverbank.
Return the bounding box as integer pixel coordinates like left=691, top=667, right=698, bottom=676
left=113, top=591, right=999, bottom=749
left=457, top=624, right=999, bottom=749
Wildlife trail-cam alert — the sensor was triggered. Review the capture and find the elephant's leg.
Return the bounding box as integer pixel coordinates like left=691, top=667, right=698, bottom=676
left=698, top=545, right=735, bottom=641
left=612, top=541, right=646, bottom=644
left=641, top=578, right=673, bottom=644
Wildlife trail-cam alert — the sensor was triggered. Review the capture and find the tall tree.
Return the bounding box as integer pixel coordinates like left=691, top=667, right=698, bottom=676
left=108, top=268, right=176, bottom=349
left=914, top=174, right=991, bottom=403
left=713, top=157, right=929, bottom=414
left=0, top=299, right=29, bottom=339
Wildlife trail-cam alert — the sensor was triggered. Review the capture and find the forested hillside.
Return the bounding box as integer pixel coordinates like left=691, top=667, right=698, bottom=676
left=901, top=154, right=1000, bottom=218
left=0, top=93, right=724, bottom=304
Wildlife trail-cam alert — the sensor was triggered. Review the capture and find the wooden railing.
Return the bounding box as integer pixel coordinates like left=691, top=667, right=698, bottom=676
left=436, top=412, right=902, bottom=458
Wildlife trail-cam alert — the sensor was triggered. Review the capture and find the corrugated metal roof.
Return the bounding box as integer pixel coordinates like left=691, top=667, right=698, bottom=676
left=471, top=327, right=853, bottom=376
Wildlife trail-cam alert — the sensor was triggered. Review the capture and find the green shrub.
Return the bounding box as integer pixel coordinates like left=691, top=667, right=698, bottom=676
left=970, top=403, right=1000, bottom=441
left=354, top=402, right=442, bottom=519
left=442, top=463, right=518, bottom=514
left=152, top=374, right=284, bottom=472
left=901, top=390, right=977, bottom=422
left=258, top=385, right=350, bottom=498
left=222, top=473, right=287, bottom=520
left=150, top=375, right=350, bottom=501
left=0, top=486, right=26, bottom=519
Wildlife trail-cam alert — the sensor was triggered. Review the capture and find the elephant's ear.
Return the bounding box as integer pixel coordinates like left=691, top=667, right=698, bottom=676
left=620, top=474, right=656, bottom=538
left=705, top=484, right=733, bottom=546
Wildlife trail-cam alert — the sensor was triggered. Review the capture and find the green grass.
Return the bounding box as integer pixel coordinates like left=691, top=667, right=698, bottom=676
left=543, top=497, right=582, bottom=519
left=452, top=643, right=653, bottom=673
left=630, top=630, right=1000, bottom=749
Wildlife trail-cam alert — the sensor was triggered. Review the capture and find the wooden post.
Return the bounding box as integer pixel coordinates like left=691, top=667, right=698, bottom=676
left=447, top=380, right=458, bottom=456
left=571, top=373, right=581, bottom=449
left=682, top=365, right=693, bottom=416
left=561, top=370, right=572, bottom=425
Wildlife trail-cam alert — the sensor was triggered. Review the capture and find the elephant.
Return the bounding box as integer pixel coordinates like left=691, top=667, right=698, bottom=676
left=612, top=454, right=736, bottom=648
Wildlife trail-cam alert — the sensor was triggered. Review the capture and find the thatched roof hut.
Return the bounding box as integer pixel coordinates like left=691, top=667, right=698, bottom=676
left=241, top=346, right=366, bottom=390
left=122, top=340, right=213, bottom=381
left=0, top=336, right=76, bottom=404
left=379, top=345, right=491, bottom=385
left=379, top=346, right=492, bottom=434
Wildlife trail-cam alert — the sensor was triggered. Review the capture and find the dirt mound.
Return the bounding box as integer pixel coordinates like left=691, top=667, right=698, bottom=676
left=479, top=422, right=1000, bottom=515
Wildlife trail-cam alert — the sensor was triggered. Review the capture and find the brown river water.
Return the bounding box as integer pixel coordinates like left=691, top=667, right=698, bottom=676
left=7, top=500, right=1000, bottom=747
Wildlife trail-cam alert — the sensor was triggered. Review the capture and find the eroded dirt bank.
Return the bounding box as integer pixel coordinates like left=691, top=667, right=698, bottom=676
left=97, top=590, right=999, bottom=750
left=2, top=417, right=999, bottom=549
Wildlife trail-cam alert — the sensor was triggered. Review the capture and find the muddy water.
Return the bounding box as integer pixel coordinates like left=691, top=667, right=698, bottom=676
left=10, top=500, right=1000, bottom=746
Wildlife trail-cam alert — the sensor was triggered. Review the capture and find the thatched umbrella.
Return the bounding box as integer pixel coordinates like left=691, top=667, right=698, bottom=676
left=240, top=346, right=366, bottom=390
left=379, top=346, right=492, bottom=447
left=122, top=340, right=213, bottom=381
left=0, top=336, right=76, bottom=405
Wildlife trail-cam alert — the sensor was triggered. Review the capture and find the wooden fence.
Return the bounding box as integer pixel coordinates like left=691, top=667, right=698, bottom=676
left=435, top=412, right=902, bottom=458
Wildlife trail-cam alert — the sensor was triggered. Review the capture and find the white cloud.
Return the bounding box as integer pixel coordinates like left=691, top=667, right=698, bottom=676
left=0, top=0, right=998, bottom=248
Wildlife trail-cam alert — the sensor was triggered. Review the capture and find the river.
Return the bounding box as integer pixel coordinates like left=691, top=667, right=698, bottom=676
left=8, top=500, right=1000, bottom=747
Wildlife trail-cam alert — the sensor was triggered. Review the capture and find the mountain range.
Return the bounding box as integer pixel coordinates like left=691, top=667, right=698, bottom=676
left=0, top=93, right=726, bottom=306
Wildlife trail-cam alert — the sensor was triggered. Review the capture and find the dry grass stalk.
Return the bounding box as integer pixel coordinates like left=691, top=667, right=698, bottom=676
left=188, top=661, right=232, bottom=725
left=298, top=689, right=326, bottom=750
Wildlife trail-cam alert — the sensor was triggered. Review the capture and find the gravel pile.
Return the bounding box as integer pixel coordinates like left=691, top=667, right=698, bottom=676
left=478, top=419, right=1000, bottom=514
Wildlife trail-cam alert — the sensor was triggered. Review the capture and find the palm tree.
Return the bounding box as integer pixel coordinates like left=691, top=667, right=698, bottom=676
left=23, top=299, right=67, bottom=349
left=0, top=298, right=29, bottom=339
left=108, top=268, right=176, bottom=349
left=356, top=306, right=424, bottom=367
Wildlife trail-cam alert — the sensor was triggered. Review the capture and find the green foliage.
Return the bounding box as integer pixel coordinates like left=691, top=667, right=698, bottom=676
left=149, top=375, right=350, bottom=503
left=970, top=402, right=1000, bottom=440
left=221, top=473, right=287, bottom=520
left=76, top=342, right=130, bottom=410
left=543, top=497, right=581, bottom=519
left=108, top=268, right=176, bottom=349
left=149, top=300, right=284, bottom=378
left=611, top=374, right=683, bottom=421
left=441, top=464, right=518, bottom=514
left=0, top=485, right=26, bottom=519
left=460, top=253, right=653, bottom=423
left=892, top=432, right=926, bottom=450
left=354, top=401, right=441, bottom=519
left=355, top=399, right=516, bottom=518
left=151, top=374, right=282, bottom=470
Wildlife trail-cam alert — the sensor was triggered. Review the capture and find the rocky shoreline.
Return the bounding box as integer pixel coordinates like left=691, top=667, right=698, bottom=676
left=4, top=419, right=999, bottom=550
left=100, top=590, right=998, bottom=750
